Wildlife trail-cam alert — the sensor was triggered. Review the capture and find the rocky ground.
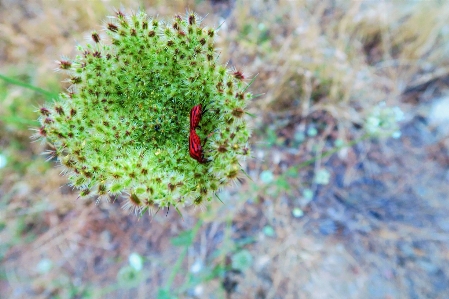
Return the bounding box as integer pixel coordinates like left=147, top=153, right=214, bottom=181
left=1, top=1, right=449, bottom=298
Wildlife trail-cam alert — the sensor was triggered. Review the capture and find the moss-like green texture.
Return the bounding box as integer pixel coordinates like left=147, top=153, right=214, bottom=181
left=37, top=11, right=252, bottom=213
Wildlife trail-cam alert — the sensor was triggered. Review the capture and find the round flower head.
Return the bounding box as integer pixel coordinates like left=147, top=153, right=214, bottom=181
left=37, top=11, right=252, bottom=214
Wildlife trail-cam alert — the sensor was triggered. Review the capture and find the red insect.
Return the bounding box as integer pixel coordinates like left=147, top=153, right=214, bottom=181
left=189, top=104, right=202, bottom=130
left=189, top=129, right=206, bottom=163
left=189, top=103, right=215, bottom=163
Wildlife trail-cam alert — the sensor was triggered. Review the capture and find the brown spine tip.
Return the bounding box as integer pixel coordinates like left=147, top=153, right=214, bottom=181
left=71, top=77, right=82, bottom=84
left=107, top=23, right=118, bottom=32
left=232, top=107, right=244, bottom=118
left=189, top=14, right=196, bottom=25
left=98, top=184, right=107, bottom=195
left=130, top=193, right=141, bottom=205
left=44, top=118, right=54, bottom=124
left=116, top=10, right=125, bottom=19
left=91, top=32, right=100, bottom=43
left=40, top=107, right=51, bottom=116
left=233, top=71, right=245, bottom=80
left=55, top=105, right=65, bottom=115
left=58, top=60, right=72, bottom=70
left=217, top=144, right=228, bottom=153
left=194, top=196, right=203, bottom=205
left=226, top=169, right=239, bottom=179
left=216, top=82, right=223, bottom=93
left=80, top=189, right=91, bottom=197
left=39, top=126, right=47, bottom=137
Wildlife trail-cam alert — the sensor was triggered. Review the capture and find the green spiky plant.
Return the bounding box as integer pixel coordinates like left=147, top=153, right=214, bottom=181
left=35, top=10, right=252, bottom=215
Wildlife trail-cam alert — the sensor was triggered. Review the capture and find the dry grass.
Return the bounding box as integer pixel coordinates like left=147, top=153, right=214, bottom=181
left=1, top=0, right=449, bottom=298
left=222, top=0, right=449, bottom=133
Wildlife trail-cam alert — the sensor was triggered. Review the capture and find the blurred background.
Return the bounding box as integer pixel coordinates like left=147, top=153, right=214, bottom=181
left=1, top=0, right=449, bottom=298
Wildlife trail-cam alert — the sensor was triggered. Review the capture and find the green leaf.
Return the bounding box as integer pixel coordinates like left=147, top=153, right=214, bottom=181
left=314, top=168, right=330, bottom=185
left=302, top=188, right=314, bottom=200
left=0, top=73, right=58, bottom=99
left=235, top=236, right=256, bottom=247
left=171, top=229, right=194, bottom=247
left=157, top=289, right=177, bottom=299
left=307, top=126, right=318, bottom=137
left=275, top=177, right=290, bottom=190
left=37, top=258, right=53, bottom=274
left=260, top=170, right=274, bottom=183
left=117, top=265, right=142, bottom=287
left=263, top=225, right=276, bottom=237
left=231, top=250, right=253, bottom=272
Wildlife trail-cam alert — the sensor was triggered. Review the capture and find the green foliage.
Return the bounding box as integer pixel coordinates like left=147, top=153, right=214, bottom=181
left=364, top=102, right=404, bottom=139
left=259, top=170, right=274, bottom=184
left=36, top=258, right=53, bottom=274
left=0, top=76, right=40, bottom=132
left=314, top=168, right=330, bottom=185
left=117, top=265, right=144, bottom=286
left=262, top=225, right=275, bottom=237
left=157, top=289, right=177, bottom=299
left=171, top=228, right=196, bottom=247
left=36, top=11, right=253, bottom=213
left=231, top=249, right=253, bottom=272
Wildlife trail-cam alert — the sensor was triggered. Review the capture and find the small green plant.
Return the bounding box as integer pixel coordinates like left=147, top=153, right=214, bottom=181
left=364, top=102, right=404, bottom=139
left=35, top=11, right=253, bottom=214
left=314, top=168, right=330, bottom=185
left=231, top=249, right=253, bottom=272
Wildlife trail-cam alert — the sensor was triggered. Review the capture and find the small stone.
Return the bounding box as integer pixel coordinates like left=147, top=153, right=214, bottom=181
left=292, top=208, right=304, bottom=218
left=318, top=219, right=337, bottom=235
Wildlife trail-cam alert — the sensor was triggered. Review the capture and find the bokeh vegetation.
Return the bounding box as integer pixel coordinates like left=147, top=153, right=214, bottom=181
left=1, top=0, right=449, bottom=298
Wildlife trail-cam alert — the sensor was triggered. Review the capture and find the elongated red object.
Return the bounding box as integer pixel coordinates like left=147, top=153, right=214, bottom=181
left=189, top=104, right=202, bottom=130
left=189, top=129, right=207, bottom=163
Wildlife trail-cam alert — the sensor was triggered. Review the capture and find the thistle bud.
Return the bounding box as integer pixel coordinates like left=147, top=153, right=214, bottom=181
left=36, top=10, right=253, bottom=215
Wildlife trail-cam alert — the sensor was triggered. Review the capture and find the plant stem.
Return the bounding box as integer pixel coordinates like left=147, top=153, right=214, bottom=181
left=165, top=219, right=203, bottom=290
left=0, top=73, right=58, bottom=99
